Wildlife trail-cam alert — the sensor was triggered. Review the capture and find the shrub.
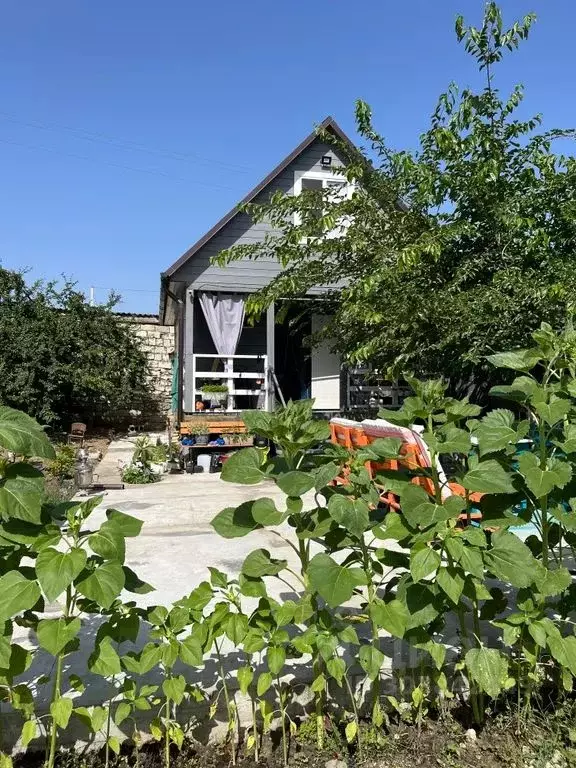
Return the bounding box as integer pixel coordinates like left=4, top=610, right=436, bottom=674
left=121, top=464, right=159, bottom=484
left=0, top=268, right=154, bottom=427
left=46, top=444, right=77, bottom=480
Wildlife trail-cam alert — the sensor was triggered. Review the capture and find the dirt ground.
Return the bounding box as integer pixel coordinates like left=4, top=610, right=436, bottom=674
left=14, top=715, right=576, bottom=768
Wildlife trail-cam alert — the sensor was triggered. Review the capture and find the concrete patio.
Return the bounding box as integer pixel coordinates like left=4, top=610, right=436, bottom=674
left=89, top=446, right=303, bottom=609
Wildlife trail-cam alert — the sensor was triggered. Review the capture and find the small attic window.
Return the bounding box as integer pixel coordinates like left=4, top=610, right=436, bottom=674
left=293, top=170, right=352, bottom=238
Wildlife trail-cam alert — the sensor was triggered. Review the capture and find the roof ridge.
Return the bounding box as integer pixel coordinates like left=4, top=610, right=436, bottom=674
left=161, top=116, right=356, bottom=282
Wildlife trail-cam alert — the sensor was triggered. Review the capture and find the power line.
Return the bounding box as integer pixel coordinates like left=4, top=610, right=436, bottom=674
left=92, top=286, right=159, bottom=293
left=0, top=136, right=240, bottom=191
left=0, top=110, right=254, bottom=174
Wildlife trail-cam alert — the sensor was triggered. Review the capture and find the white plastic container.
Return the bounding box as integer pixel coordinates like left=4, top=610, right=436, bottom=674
left=196, top=454, right=212, bottom=473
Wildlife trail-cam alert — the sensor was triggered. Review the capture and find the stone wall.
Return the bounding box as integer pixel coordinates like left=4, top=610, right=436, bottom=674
left=119, top=314, right=175, bottom=428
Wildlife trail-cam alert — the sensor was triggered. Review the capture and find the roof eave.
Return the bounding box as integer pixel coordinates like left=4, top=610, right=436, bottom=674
left=161, top=116, right=357, bottom=280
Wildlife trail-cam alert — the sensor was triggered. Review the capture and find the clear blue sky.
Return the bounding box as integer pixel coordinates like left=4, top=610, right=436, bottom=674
left=1, top=0, right=574, bottom=313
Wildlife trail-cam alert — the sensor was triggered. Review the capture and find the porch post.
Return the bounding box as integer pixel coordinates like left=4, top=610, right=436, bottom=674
left=184, top=290, right=195, bottom=413
left=266, top=302, right=275, bottom=412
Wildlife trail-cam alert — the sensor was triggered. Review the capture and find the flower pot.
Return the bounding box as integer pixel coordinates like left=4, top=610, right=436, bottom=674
left=194, top=434, right=210, bottom=446
left=202, top=392, right=227, bottom=404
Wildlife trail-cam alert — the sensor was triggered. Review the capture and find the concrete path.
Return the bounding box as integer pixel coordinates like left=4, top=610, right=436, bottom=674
left=4, top=442, right=397, bottom=747
left=94, top=437, right=135, bottom=484
left=87, top=470, right=303, bottom=608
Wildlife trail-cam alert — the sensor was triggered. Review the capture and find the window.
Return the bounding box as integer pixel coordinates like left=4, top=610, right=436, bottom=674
left=293, top=171, right=353, bottom=238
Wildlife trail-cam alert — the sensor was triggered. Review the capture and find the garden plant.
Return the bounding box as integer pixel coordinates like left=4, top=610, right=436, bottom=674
left=1, top=325, right=576, bottom=766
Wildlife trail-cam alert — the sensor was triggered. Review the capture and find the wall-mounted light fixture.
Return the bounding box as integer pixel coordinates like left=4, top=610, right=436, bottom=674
left=321, top=155, right=332, bottom=166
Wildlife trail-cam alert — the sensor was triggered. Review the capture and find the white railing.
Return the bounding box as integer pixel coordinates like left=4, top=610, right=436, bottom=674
left=191, top=354, right=269, bottom=413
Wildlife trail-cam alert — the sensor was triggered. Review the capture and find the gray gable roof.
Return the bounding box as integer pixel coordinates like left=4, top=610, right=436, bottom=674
left=161, top=116, right=357, bottom=281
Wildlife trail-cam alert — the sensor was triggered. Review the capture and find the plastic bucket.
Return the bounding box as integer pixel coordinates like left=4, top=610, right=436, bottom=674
left=196, top=454, right=212, bottom=473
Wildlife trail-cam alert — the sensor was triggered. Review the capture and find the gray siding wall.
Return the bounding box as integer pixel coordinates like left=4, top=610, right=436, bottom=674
left=172, top=138, right=348, bottom=291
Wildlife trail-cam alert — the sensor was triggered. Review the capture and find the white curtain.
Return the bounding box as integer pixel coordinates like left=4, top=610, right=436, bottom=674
left=199, top=292, right=245, bottom=356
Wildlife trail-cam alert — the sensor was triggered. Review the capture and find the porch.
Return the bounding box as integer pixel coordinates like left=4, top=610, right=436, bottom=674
left=178, top=290, right=342, bottom=418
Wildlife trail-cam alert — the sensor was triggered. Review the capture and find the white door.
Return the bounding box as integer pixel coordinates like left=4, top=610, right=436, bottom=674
left=311, top=314, right=341, bottom=410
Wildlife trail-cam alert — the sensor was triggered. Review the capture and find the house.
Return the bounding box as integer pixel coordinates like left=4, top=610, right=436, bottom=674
left=159, top=116, right=359, bottom=423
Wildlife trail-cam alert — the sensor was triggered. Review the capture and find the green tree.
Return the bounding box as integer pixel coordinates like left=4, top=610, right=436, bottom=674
left=217, top=3, right=576, bottom=399
left=0, top=268, right=154, bottom=426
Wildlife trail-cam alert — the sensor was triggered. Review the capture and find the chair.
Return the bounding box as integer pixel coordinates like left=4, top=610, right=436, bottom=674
left=67, top=422, right=87, bottom=448
left=329, top=417, right=482, bottom=523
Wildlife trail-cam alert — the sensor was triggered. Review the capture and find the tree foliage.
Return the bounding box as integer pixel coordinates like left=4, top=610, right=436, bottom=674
left=0, top=268, right=153, bottom=426
left=216, top=3, right=576, bottom=398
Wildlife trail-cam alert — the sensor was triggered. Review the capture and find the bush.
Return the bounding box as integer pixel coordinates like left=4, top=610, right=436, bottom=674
left=0, top=268, right=154, bottom=427
left=46, top=444, right=77, bottom=480
left=121, top=464, right=159, bottom=484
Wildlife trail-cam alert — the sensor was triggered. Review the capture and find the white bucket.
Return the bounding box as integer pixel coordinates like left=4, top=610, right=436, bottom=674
left=196, top=454, right=212, bottom=473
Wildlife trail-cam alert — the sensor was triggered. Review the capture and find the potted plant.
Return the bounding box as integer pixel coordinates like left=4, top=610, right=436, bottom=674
left=200, top=383, right=229, bottom=407
left=189, top=422, right=210, bottom=446
left=166, top=441, right=182, bottom=473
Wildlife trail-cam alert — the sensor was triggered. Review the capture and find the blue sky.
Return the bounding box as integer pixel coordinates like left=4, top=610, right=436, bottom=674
left=1, top=0, right=574, bottom=313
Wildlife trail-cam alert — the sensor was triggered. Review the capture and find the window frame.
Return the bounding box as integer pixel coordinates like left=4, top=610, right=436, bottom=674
left=292, top=170, right=353, bottom=238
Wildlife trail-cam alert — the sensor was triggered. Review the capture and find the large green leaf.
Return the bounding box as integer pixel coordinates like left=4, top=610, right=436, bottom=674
left=221, top=448, right=265, bottom=484
left=475, top=409, right=523, bottom=456
left=123, top=566, right=154, bottom=595
left=363, top=438, right=403, bottom=459
left=51, top=697, right=73, bottom=729
left=370, top=598, right=408, bottom=638
left=403, top=584, right=440, bottom=630
left=37, top=617, right=81, bottom=656
left=308, top=553, right=364, bottom=608
left=431, top=427, right=471, bottom=454
left=465, top=647, right=508, bottom=698
left=0, top=571, right=41, bottom=621
left=36, top=547, right=87, bottom=601
left=0, top=407, right=54, bottom=459
left=251, top=498, right=285, bottom=526
left=518, top=453, right=572, bottom=498
left=179, top=636, right=203, bottom=667
left=0, top=463, right=45, bottom=524
left=20, top=719, right=36, bottom=747
left=88, top=522, right=126, bottom=562
left=459, top=547, right=484, bottom=579
left=241, top=549, right=287, bottom=578
left=186, top=581, right=213, bottom=611
left=211, top=502, right=262, bottom=539
left=399, top=484, right=430, bottom=528
left=76, top=562, right=125, bottom=608
left=139, top=643, right=163, bottom=674
left=484, top=530, right=540, bottom=588
left=225, top=613, right=249, bottom=645
left=436, top=566, right=464, bottom=604
left=88, top=636, right=121, bottom=677
left=237, top=665, right=253, bottom=695
left=486, top=350, right=540, bottom=372
left=462, top=460, right=516, bottom=494
left=106, top=509, right=143, bottom=537
left=535, top=398, right=571, bottom=426
left=74, top=705, right=107, bottom=734
left=538, top=567, right=572, bottom=597
left=257, top=671, right=272, bottom=696
left=162, top=675, right=186, bottom=705
left=313, top=463, right=341, bottom=492
left=327, top=495, right=369, bottom=538
left=410, top=547, right=440, bottom=582
left=267, top=645, right=286, bottom=675
left=276, top=471, right=315, bottom=497
left=358, top=645, right=385, bottom=681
